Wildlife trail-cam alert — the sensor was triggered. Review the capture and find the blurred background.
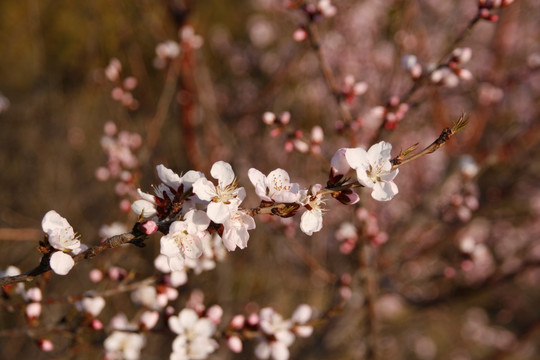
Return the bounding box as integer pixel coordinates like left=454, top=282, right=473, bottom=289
left=0, top=0, right=539, bottom=359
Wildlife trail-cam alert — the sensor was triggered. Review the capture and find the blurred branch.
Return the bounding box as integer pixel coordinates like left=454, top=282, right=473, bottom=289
left=358, top=242, right=379, bottom=360
left=402, top=259, right=540, bottom=308
left=306, top=22, right=357, bottom=147
left=0, top=228, right=42, bottom=242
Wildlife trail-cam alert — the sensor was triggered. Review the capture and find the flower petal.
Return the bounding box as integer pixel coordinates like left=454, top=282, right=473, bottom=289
left=371, top=181, right=399, bottom=201
left=248, top=168, right=270, bottom=201
left=192, top=178, right=216, bottom=202
left=210, top=161, right=235, bottom=187
left=206, top=202, right=231, bottom=224
left=156, top=164, right=182, bottom=190
left=300, top=210, right=323, bottom=236
left=50, top=251, right=75, bottom=275
left=345, top=147, right=369, bottom=170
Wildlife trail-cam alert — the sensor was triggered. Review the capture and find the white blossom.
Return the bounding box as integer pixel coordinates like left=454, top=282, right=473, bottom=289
left=299, top=185, right=325, bottom=236
left=345, top=141, right=399, bottom=201
left=41, top=210, right=86, bottom=275
left=160, top=210, right=210, bottom=271
left=168, top=308, right=218, bottom=359
left=192, top=161, right=246, bottom=224
left=221, top=209, right=256, bottom=251
left=248, top=168, right=300, bottom=203
left=76, top=296, right=106, bottom=317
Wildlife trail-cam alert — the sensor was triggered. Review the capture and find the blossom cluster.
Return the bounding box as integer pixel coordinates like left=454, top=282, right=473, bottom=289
left=227, top=304, right=314, bottom=360
left=95, top=121, right=143, bottom=211
left=127, top=141, right=399, bottom=273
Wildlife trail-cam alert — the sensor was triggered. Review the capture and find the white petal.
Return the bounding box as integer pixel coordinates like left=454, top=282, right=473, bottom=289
left=168, top=256, right=185, bottom=272
left=137, top=188, right=157, bottom=203
left=184, top=209, right=210, bottom=232
left=368, top=141, right=392, bottom=163
left=330, top=148, right=351, bottom=175
left=255, top=342, right=271, bottom=359
left=50, top=251, right=75, bottom=275
left=206, top=202, right=231, bottom=224
left=41, top=210, right=71, bottom=234
left=131, top=199, right=157, bottom=218
left=371, top=181, right=399, bottom=201
left=160, top=235, right=181, bottom=257
left=178, top=308, right=199, bottom=328
left=181, top=170, right=205, bottom=189
left=168, top=316, right=184, bottom=335
left=193, top=318, right=216, bottom=337
left=380, top=168, right=399, bottom=182
left=271, top=341, right=291, bottom=360
left=248, top=168, right=270, bottom=201
left=300, top=210, right=323, bottom=236
left=291, top=304, right=312, bottom=324
left=355, top=168, right=375, bottom=189
left=192, top=178, right=216, bottom=201
left=156, top=164, right=182, bottom=189
left=345, top=147, right=369, bottom=170
left=210, top=161, right=235, bottom=187
left=182, top=235, right=203, bottom=259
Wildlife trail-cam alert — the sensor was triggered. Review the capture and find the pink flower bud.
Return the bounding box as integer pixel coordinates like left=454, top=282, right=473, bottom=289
left=311, top=126, right=324, bottom=144
left=293, top=139, right=309, bottom=153
left=140, top=220, right=158, bottom=235
left=95, top=167, right=110, bottom=181
left=38, top=339, right=54, bottom=352
left=111, top=87, right=124, bottom=101
left=123, top=76, right=138, bottom=90
left=91, top=319, right=104, bottom=330
left=293, top=28, right=307, bottom=42
left=104, top=121, right=117, bottom=136
left=230, top=314, right=246, bottom=329
left=207, top=305, right=224, bottom=325
left=227, top=335, right=243, bottom=353
left=262, top=111, right=276, bottom=125
left=140, top=310, right=159, bottom=330
left=26, top=302, right=42, bottom=319
left=280, top=111, right=291, bottom=125
left=247, top=313, right=259, bottom=326
left=26, top=287, right=42, bottom=302
left=119, top=199, right=132, bottom=213
left=89, top=269, right=104, bottom=283
left=108, top=266, right=127, bottom=281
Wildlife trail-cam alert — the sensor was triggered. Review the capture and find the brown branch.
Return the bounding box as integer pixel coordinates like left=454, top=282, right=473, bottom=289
left=0, top=230, right=147, bottom=287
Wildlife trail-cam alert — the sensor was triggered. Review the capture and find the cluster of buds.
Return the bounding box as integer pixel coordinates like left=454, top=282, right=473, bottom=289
left=431, top=48, right=473, bottom=88
left=289, top=0, right=336, bottom=41
left=263, top=111, right=324, bottom=154
left=153, top=26, right=203, bottom=69
left=226, top=304, right=314, bottom=360
left=402, top=55, right=423, bottom=80
left=286, top=0, right=337, bottom=20
left=104, top=58, right=139, bottom=110
left=154, top=40, right=181, bottom=69
left=342, top=75, right=368, bottom=104
left=95, top=121, right=142, bottom=212
left=478, top=0, right=514, bottom=21
left=334, top=208, right=388, bottom=254
left=441, top=156, right=480, bottom=223
left=370, top=96, right=410, bottom=130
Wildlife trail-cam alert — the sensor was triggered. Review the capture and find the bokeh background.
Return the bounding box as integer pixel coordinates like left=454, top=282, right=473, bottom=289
left=1, top=0, right=539, bottom=359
